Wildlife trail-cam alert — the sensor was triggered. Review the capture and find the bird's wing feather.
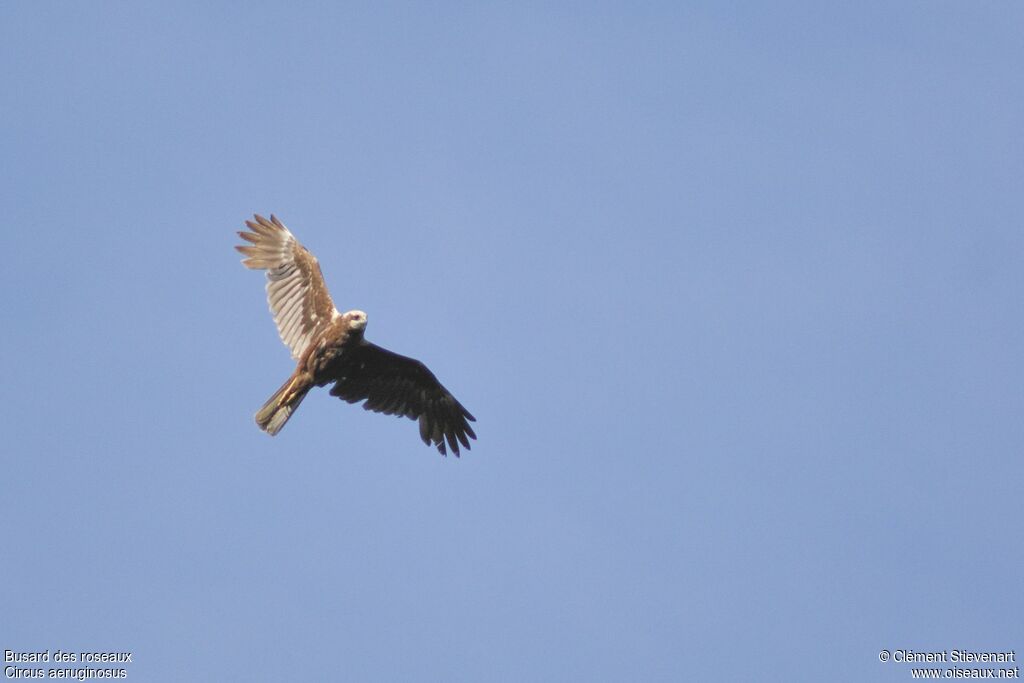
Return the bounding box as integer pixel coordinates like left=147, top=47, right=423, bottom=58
left=236, top=214, right=339, bottom=360
left=327, top=342, right=477, bottom=456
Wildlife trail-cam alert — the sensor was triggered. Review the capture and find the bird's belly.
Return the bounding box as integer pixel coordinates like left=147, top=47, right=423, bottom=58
left=308, top=345, right=345, bottom=385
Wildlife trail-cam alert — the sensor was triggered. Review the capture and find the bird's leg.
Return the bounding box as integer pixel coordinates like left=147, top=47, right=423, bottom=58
left=282, top=370, right=313, bottom=404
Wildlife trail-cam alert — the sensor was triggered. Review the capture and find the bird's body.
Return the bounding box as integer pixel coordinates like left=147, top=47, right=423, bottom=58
left=236, top=214, right=476, bottom=455
left=252, top=310, right=361, bottom=436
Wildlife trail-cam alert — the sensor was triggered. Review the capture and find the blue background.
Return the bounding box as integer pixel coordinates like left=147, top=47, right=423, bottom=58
left=3, top=3, right=1022, bottom=681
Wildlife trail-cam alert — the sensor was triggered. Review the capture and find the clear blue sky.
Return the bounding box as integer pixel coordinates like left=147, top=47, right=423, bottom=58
left=3, top=3, right=1022, bottom=681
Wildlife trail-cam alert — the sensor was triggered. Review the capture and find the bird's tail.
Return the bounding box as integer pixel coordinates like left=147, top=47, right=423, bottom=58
left=255, top=372, right=312, bottom=436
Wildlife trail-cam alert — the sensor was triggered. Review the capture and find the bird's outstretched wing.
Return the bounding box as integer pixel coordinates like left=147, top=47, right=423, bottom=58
left=236, top=214, right=339, bottom=360
left=327, top=342, right=477, bottom=456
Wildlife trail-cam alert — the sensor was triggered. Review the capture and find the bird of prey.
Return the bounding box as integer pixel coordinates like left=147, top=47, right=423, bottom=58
left=235, top=214, right=476, bottom=456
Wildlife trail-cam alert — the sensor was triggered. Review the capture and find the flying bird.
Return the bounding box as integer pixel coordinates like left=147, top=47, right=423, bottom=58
left=235, top=214, right=476, bottom=456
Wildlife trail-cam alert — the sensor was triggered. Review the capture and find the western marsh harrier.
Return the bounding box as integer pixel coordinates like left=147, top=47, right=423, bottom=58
left=236, top=214, right=476, bottom=456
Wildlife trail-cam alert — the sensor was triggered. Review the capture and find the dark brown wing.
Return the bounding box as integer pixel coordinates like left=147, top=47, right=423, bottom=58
left=327, top=342, right=477, bottom=456
left=236, top=214, right=339, bottom=361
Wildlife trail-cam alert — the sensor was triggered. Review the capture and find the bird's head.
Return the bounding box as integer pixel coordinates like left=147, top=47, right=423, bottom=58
left=345, top=310, right=368, bottom=332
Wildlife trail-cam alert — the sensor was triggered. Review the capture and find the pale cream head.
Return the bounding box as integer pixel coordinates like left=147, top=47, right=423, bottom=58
left=346, top=310, right=368, bottom=331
